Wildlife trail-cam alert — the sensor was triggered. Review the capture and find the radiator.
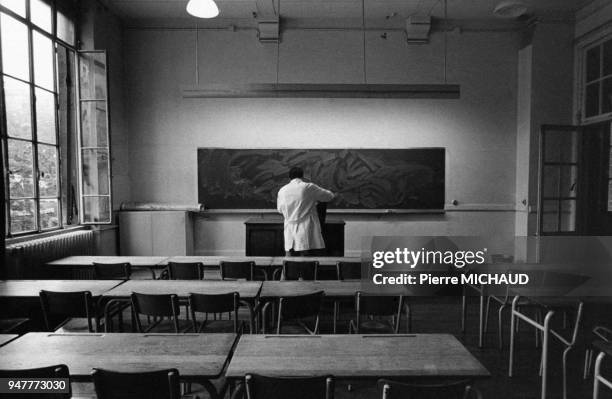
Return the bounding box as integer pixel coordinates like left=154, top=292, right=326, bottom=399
left=6, top=230, right=95, bottom=279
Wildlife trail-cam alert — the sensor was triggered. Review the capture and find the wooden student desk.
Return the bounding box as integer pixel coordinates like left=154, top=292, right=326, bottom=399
left=226, top=334, right=490, bottom=381
left=0, top=332, right=237, bottom=398
left=0, top=280, right=123, bottom=298
left=46, top=256, right=169, bottom=279
left=101, top=280, right=263, bottom=332
left=0, top=334, right=18, bottom=347
left=259, top=281, right=409, bottom=333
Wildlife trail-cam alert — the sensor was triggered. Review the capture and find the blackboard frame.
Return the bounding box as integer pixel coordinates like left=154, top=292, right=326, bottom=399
left=197, top=148, right=445, bottom=211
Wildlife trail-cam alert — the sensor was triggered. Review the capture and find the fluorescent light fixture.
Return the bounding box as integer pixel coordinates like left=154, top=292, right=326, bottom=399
left=186, top=0, right=219, bottom=18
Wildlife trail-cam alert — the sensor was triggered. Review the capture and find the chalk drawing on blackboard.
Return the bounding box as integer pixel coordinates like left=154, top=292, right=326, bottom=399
left=197, top=148, right=445, bottom=209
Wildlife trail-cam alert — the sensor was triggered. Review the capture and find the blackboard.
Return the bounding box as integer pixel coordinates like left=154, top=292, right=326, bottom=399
left=197, top=148, right=445, bottom=210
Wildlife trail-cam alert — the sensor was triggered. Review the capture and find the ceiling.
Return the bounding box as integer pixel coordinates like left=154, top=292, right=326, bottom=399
left=102, top=0, right=592, bottom=23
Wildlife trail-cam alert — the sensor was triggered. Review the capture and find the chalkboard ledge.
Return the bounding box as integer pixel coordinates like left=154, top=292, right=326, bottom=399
left=193, top=209, right=446, bottom=215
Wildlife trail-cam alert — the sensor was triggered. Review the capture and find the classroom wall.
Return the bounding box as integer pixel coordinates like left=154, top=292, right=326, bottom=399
left=122, top=26, right=521, bottom=256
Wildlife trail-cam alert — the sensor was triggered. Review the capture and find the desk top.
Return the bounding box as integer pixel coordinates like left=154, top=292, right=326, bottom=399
left=0, top=280, right=124, bottom=297
left=0, top=333, right=236, bottom=379
left=245, top=217, right=345, bottom=225
left=260, top=281, right=406, bottom=298
left=102, top=280, right=262, bottom=299
left=0, top=334, right=18, bottom=347
left=226, top=334, right=490, bottom=379
left=163, top=256, right=274, bottom=266
left=47, top=256, right=169, bottom=267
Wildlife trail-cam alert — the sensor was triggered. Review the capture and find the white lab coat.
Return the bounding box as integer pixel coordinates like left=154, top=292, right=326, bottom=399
left=277, top=178, right=335, bottom=251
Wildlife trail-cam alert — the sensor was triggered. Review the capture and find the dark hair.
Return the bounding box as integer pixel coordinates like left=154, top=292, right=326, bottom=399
left=289, top=167, right=304, bottom=179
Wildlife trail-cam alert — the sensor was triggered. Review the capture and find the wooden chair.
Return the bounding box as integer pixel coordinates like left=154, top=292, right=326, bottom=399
left=220, top=261, right=254, bottom=280
left=0, top=364, right=71, bottom=399
left=188, top=292, right=242, bottom=333
left=166, top=262, right=203, bottom=280
left=130, top=292, right=190, bottom=333
left=349, top=292, right=408, bottom=334
left=276, top=260, right=319, bottom=281
left=39, top=290, right=96, bottom=333
left=245, top=373, right=334, bottom=399
left=584, top=326, right=612, bottom=379
left=276, top=291, right=324, bottom=334
left=377, top=378, right=482, bottom=399
left=93, top=262, right=133, bottom=280
left=337, top=261, right=361, bottom=280
left=92, top=368, right=200, bottom=399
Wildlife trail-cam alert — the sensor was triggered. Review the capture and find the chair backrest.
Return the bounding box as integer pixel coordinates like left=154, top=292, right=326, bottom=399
left=92, top=368, right=181, bottom=399
left=282, top=261, right=318, bottom=281
left=130, top=292, right=180, bottom=333
left=277, top=291, right=324, bottom=334
left=167, top=262, right=202, bottom=280
left=188, top=292, right=240, bottom=333
left=93, top=262, right=132, bottom=280
left=0, top=364, right=71, bottom=399
left=377, top=378, right=481, bottom=399
left=245, top=373, right=334, bottom=399
left=356, top=293, right=402, bottom=316
left=220, top=261, right=254, bottom=280
left=337, top=262, right=361, bottom=280
left=39, top=290, right=94, bottom=332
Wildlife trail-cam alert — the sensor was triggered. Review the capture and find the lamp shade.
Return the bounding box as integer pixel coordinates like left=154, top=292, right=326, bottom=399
left=186, top=0, right=219, bottom=18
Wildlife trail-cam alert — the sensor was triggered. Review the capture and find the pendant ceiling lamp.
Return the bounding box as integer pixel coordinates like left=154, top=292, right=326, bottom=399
left=186, top=0, right=219, bottom=18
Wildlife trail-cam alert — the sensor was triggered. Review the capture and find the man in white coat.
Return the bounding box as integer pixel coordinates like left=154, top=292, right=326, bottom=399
left=277, top=167, right=335, bottom=256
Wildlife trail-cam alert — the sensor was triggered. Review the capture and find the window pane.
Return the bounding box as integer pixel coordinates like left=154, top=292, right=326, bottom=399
left=7, top=139, right=34, bottom=197
left=1, top=12, right=29, bottom=81
left=603, top=77, right=612, bottom=114
left=4, top=77, right=32, bottom=139
left=33, top=31, right=54, bottom=90
left=82, top=149, right=109, bottom=195
left=543, top=166, right=560, bottom=197
left=560, top=165, right=578, bottom=198
left=542, top=200, right=559, bottom=233
left=560, top=200, right=576, bottom=232
left=40, top=199, right=59, bottom=229
left=30, top=0, right=51, bottom=32
left=0, top=0, right=26, bottom=17
left=587, top=46, right=601, bottom=83
left=35, top=88, right=56, bottom=143
left=586, top=83, right=600, bottom=118
left=83, top=196, right=110, bottom=223
left=605, top=40, right=612, bottom=77
left=80, top=102, right=108, bottom=147
left=79, top=53, right=107, bottom=100
left=56, top=10, right=74, bottom=45
left=38, top=144, right=57, bottom=197
left=9, top=199, right=36, bottom=232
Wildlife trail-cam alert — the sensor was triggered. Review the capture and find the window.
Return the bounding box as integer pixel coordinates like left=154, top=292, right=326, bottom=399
left=1, top=0, right=76, bottom=235
left=583, top=38, right=612, bottom=121
left=539, top=125, right=580, bottom=234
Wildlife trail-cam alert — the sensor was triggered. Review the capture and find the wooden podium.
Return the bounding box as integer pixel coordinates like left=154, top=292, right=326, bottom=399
left=244, top=217, right=345, bottom=256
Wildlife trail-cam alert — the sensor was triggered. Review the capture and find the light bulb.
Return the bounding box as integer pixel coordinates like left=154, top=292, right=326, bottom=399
left=186, top=0, right=219, bottom=18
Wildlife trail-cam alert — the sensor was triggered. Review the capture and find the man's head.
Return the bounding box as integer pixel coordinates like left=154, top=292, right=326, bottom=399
left=289, top=166, right=304, bottom=180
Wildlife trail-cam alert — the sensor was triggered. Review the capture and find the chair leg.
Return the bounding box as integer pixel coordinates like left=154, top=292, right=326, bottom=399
left=498, top=304, right=506, bottom=350
left=584, top=349, right=592, bottom=379
left=461, top=288, right=467, bottom=333
left=484, top=296, right=491, bottom=333
left=594, top=351, right=605, bottom=399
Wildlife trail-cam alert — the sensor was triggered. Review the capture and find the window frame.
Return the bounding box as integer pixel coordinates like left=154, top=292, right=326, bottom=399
left=0, top=0, right=77, bottom=237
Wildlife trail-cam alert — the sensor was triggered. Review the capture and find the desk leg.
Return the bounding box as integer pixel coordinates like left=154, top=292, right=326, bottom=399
left=333, top=300, right=338, bottom=334
left=509, top=295, right=519, bottom=377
